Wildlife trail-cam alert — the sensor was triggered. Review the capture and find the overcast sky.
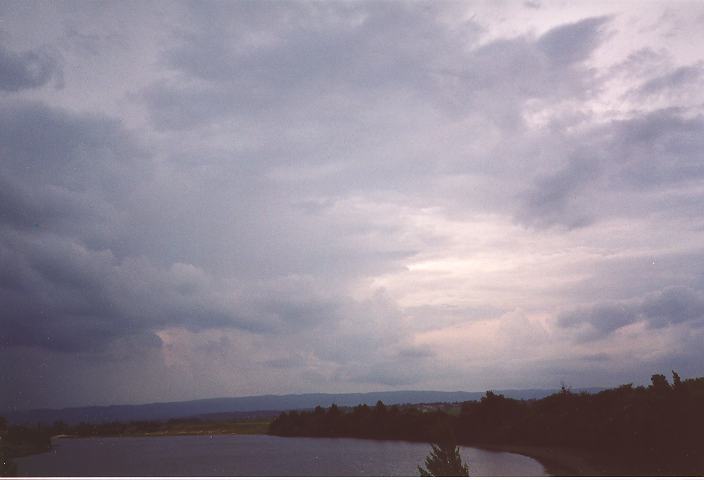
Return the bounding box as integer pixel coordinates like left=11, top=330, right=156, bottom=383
left=2, top=0, right=704, bottom=410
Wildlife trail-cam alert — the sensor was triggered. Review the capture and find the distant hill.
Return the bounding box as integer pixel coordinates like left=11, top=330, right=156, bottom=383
left=3, top=388, right=602, bottom=425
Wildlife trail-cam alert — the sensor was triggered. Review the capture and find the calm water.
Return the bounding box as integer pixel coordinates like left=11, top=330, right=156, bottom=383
left=18, top=434, right=547, bottom=476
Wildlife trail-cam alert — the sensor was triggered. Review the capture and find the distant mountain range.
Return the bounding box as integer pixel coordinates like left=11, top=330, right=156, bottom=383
left=4, top=388, right=602, bottom=425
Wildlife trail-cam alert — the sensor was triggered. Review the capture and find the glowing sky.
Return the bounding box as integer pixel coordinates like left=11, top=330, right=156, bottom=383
left=2, top=0, right=704, bottom=410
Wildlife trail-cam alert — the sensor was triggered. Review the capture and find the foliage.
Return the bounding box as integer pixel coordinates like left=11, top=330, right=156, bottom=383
left=269, top=401, right=453, bottom=441
left=418, top=442, right=469, bottom=477
left=270, top=371, right=704, bottom=475
left=0, top=446, right=18, bottom=477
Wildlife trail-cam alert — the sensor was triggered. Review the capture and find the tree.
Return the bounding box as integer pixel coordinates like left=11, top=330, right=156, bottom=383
left=0, top=447, right=18, bottom=477
left=418, top=442, right=469, bottom=477
left=650, top=373, right=670, bottom=391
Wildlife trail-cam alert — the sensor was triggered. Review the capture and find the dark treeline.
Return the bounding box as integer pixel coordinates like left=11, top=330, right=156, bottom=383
left=269, top=372, right=704, bottom=475
left=0, top=418, right=51, bottom=456
left=0, top=418, right=51, bottom=475
left=270, top=402, right=454, bottom=442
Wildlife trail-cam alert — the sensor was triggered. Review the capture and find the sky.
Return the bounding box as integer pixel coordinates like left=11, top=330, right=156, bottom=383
left=1, top=0, right=704, bottom=411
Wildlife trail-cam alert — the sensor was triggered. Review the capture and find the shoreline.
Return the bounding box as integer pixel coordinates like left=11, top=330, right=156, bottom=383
left=3, top=443, right=51, bottom=460
left=471, top=444, right=619, bottom=476
left=50, top=429, right=264, bottom=439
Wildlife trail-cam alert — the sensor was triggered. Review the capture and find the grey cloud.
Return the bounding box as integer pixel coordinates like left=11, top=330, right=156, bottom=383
left=145, top=1, right=478, bottom=129
left=641, top=287, right=704, bottom=328
left=168, top=1, right=473, bottom=90
left=397, top=345, right=436, bottom=359
left=403, top=304, right=507, bottom=334
left=0, top=340, right=169, bottom=410
left=144, top=5, right=607, bottom=132
left=517, top=155, right=600, bottom=229
left=0, top=100, right=148, bottom=208
left=543, top=331, right=704, bottom=391
left=62, top=26, right=127, bottom=57
left=140, top=5, right=617, bottom=241
left=349, top=361, right=427, bottom=387
left=139, top=82, right=236, bottom=131
left=558, top=302, right=638, bottom=340
left=0, top=100, right=334, bottom=352
left=578, top=353, right=612, bottom=362
left=262, top=356, right=305, bottom=369
left=537, top=16, right=609, bottom=66
left=610, top=48, right=666, bottom=79
left=0, top=227, right=342, bottom=352
left=0, top=95, right=419, bottom=358
left=515, top=107, right=704, bottom=229
left=611, top=109, right=704, bottom=188
left=0, top=44, right=62, bottom=91
left=551, top=248, right=704, bottom=312
left=635, top=63, right=703, bottom=98
left=3, top=2, right=704, bottom=409
left=559, top=286, right=704, bottom=342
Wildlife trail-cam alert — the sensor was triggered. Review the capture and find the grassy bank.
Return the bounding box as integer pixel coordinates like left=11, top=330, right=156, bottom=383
left=113, top=420, right=271, bottom=437
left=52, top=419, right=272, bottom=438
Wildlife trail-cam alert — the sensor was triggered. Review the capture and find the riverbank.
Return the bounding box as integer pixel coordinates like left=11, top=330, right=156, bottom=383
left=474, top=444, right=624, bottom=476
left=52, top=420, right=270, bottom=439
left=1, top=439, right=51, bottom=459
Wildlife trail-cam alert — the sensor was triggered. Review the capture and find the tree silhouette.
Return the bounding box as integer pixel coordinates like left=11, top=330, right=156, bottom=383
left=418, top=442, right=469, bottom=477
left=0, top=446, right=18, bottom=477
left=269, top=372, right=704, bottom=475
left=650, top=373, right=670, bottom=391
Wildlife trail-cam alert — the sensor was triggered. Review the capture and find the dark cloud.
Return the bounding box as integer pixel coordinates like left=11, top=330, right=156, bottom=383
left=144, top=1, right=479, bottom=130
left=515, top=107, right=704, bottom=228
left=0, top=100, right=147, bottom=217
left=144, top=6, right=607, bottom=133
left=558, top=302, right=638, bottom=340
left=139, top=4, right=617, bottom=249
left=517, top=155, right=599, bottom=229
left=0, top=222, right=351, bottom=352
left=2, top=2, right=704, bottom=409
left=537, top=16, right=609, bottom=66
left=641, top=287, right=704, bottom=328
left=0, top=44, right=62, bottom=91
left=611, top=109, right=704, bottom=188
left=559, top=286, right=704, bottom=342
left=0, top=100, right=272, bottom=352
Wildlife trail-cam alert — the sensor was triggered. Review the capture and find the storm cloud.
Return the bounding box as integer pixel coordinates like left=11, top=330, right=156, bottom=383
left=0, top=44, right=62, bottom=92
left=1, top=1, right=704, bottom=410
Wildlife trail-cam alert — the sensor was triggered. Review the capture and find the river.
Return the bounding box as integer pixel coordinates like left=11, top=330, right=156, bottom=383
left=17, top=434, right=547, bottom=476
